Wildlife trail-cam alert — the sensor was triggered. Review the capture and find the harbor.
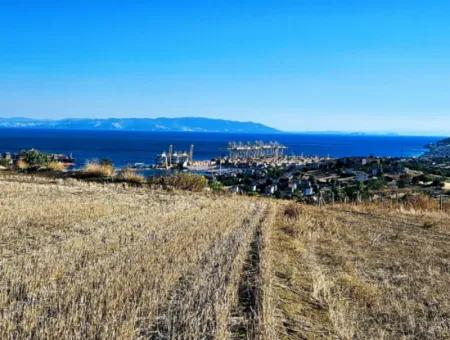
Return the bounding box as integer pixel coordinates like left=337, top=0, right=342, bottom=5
left=1, top=137, right=450, bottom=205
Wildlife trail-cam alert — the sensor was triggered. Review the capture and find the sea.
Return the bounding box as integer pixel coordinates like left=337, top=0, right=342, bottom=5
left=0, top=128, right=442, bottom=168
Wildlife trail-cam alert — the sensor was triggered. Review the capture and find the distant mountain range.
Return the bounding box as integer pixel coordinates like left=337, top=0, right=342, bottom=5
left=0, top=117, right=280, bottom=134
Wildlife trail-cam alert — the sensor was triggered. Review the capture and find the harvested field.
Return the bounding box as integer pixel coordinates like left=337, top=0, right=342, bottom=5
left=1, top=173, right=450, bottom=339
left=268, top=202, right=450, bottom=339
left=0, top=174, right=271, bottom=338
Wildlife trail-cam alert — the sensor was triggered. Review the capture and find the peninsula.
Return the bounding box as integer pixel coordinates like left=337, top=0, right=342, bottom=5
left=0, top=117, right=280, bottom=134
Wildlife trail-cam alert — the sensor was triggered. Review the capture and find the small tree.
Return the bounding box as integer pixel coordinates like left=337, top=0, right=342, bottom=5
left=21, top=149, right=49, bottom=168
left=367, top=178, right=385, bottom=191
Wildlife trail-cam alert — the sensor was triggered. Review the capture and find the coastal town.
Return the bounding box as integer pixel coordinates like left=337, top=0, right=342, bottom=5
left=209, top=152, right=450, bottom=202
left=1, top=138, right=450, bottom=205
left=148, top=140, right=449, bottom=203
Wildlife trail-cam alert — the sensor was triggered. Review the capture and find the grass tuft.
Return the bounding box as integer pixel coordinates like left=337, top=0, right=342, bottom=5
left=82, top=161, right=115, bottom=177
left=117, top=167, right=145, bottom=184
left=15, top=159, right=29, bottom=170
left=47, top=161, right=66, bottom=172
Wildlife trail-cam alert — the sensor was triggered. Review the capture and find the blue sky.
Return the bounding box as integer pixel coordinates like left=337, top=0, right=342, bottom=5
left=1, top=1, right=450, bottom=135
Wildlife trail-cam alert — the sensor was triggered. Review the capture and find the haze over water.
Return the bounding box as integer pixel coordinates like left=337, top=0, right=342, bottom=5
left=0, top=129, right=441, bottom=168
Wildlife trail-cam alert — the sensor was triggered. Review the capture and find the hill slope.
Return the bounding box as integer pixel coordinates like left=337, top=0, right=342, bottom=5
left=1, top=173, right=449, bottom=338
left=0, top=117, right=280, bottom=133
left=422, top=137, right=450, bottom=157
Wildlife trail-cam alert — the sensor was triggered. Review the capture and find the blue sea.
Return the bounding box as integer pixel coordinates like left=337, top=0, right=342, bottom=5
left=0, top=129, right=442, bottom=168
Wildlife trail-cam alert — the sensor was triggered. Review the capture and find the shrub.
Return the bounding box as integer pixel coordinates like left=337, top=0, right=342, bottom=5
left=83, top=161, right=115, bottom=178
left=21, top=149, right=49, bottom=167
left=0, top=158, right=11, bottom=168
left=432, top=178, right=444, bottom=188
left=209, top=179, right=224, bottom=192
left=47, top=161, right=66, bottom=172
left=117, top=168, right=145, bottom=185
left=367, top=178, right=385, bottom=191
left=413, top=174, right=434, bottom=184
left=148, top=173, right=208, bottom=192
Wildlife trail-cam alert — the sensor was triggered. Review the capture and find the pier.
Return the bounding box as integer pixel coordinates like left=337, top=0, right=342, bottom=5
left=227, top=141, right=287, bottom=159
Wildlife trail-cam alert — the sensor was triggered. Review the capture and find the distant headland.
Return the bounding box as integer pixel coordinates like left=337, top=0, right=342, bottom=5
left=0, top=117, right=280, bottom=134
left=422, top=137, right=450, bottom=158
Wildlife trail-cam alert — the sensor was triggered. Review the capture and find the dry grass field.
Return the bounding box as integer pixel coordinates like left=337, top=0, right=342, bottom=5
left=268, top=202, right=450, bottom=339
left=1, top=172, right=450, bottom=339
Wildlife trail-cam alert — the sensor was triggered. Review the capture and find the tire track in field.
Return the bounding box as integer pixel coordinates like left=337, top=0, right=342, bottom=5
left=146, top=202, right=269, bottom=339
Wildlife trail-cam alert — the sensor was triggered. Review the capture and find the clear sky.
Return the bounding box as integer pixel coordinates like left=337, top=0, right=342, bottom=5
left=1, top=1, right=450, bottom=135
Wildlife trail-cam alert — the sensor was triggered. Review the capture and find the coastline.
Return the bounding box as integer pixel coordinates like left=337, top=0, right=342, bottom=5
left=0, top=128, right=441, bottom=167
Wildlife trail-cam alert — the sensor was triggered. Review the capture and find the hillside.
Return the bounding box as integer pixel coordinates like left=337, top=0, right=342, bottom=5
left=0, top=117, right=280, bottom=133
left=422, top=137, right=450, bottom=158
left=1, top=173, right=450, bottom=338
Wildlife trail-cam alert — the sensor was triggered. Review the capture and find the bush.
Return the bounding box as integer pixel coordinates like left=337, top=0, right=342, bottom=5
left=209, top=179, right=224, bottom=192
left=148, top=173, right=207, bottom=192
left=83, top=161, right=115, bottom=178
left=367, top=178, right=385, bottom=191
left=117, top=168, right=145, bottom=185
left=432, top=179, right=444, bottom=188
left=413, top=174, right=434, bottom=184
left=0, top=158, right=11, bottom=168
left=47, top=161, right=66, bottom=172
left=21, top=149, right=49, bottom=167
